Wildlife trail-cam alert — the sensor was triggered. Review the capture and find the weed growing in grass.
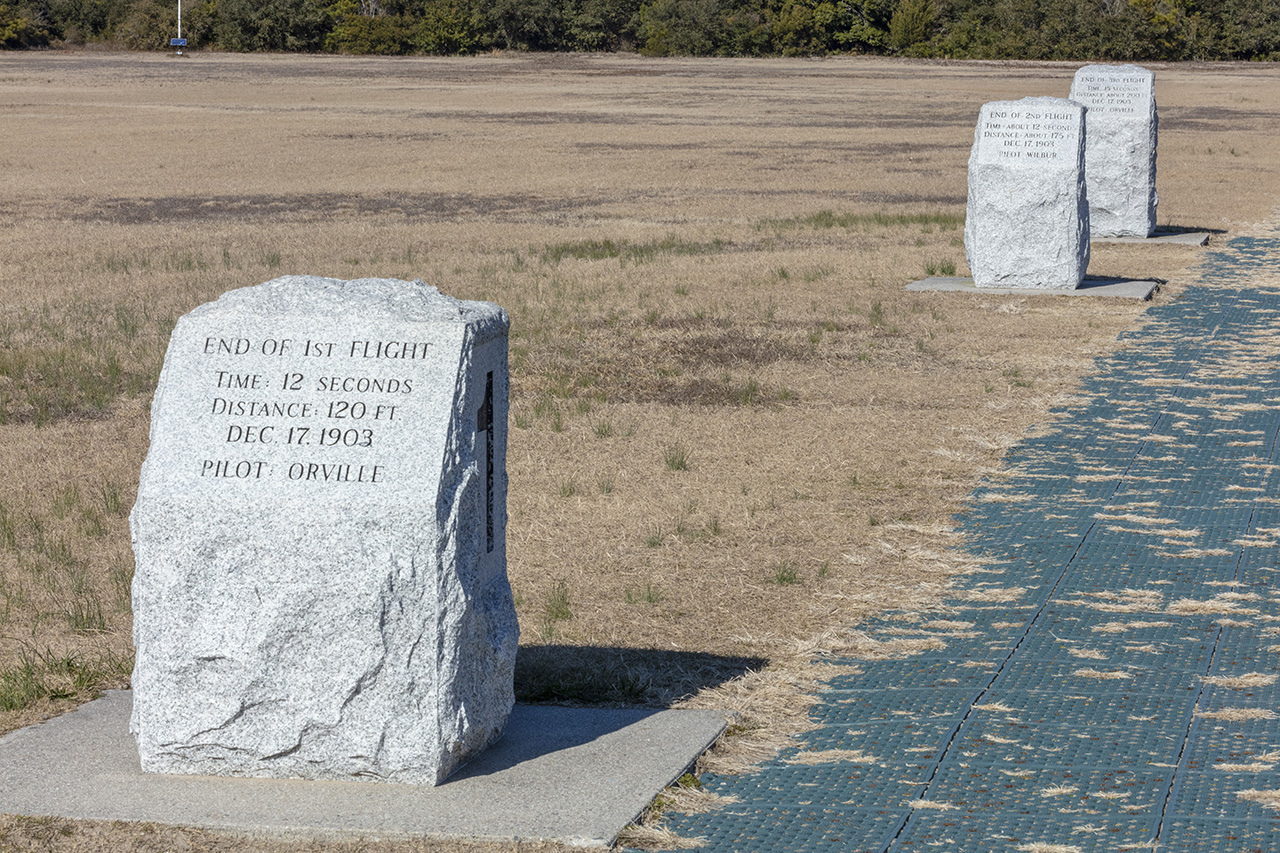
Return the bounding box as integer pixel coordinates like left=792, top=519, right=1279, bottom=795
left=664, top=444, right=690, bottom=471
left=770, top=562, right=801, bottom=585
left=597, top=476, right=615, bottom=494
left=541, top=580, right=573, bottom=638
left=761, top=209, right=964, bottom=232
left=626, top=583, right=663, bottom=605
left=0, top=655, right=44, bottom=711
left=1003, top=367, right=1033, bottom=388
left=869, top=301, right=886, bottom=328
left=593, top=420, right=614, bottom=438
left=540, top=236, right=727, bottom=266
left=164, top=251, right=208, bottom=272
left=109, top=557, right=133, bottom=613
left=558, top=479, right=578, bottom=498
left=64, top=591, right=106, bottom=634
left=51, top=486, right=79, bottom=520
left=99, top=482, right=124, bottom=516
left=77, top=508, right=106, bottom=540
left=533, top=394, right=558, bottom=421
left=0, top=646, right=130, bottom=711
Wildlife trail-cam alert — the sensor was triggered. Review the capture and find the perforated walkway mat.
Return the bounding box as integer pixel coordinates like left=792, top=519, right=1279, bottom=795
left=665, top=230, right=1280, bottom=852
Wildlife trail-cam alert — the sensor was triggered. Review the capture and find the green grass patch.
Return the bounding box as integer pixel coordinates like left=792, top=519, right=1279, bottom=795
left=0, top=297, right=178, bottom=426
left=0, top=647, right=131, bottom=712
left=539, top=235, right=728, bottom=266
left=541, top=580, right=573, bottom=638
left=769, top=562, right=801, bottom=585
left=762, top=209, right=964, bottom=232
left=664, top=444, right=690, bottom=471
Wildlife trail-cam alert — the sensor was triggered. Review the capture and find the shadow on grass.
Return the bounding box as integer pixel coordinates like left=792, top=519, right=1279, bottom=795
left=515, top=645, right=767, bottom=708
left=1154, top=224, right=1228, bottom=236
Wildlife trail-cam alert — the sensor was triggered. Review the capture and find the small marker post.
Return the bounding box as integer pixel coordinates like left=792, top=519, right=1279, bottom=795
left=170, top=0, right=185, bottom=55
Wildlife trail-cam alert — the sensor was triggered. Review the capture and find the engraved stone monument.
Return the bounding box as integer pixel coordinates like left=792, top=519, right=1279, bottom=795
left=1069, top=64, right=1157, bottom=238
left=130, top=275, right=518, bottom=785
left=964, top=96, right=1090, bottom=290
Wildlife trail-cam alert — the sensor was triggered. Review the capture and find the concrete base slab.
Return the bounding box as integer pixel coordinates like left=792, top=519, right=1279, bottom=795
left=1093, top=230, right=1210, bottom=246
left=906, top=276, right=1160, bottom=300
left=0, top=691, right=726, bottom=847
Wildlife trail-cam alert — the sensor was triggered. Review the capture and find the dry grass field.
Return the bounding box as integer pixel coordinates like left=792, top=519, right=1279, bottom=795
left=2, top=50, right=1280, bottom=851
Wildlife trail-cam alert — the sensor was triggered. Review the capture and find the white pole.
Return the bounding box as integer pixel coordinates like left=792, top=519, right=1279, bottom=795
left=178, top=0, right=182, bottom=39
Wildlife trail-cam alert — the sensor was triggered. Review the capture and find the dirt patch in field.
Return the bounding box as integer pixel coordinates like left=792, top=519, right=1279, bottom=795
left=67, top=193, right=591, bottom=225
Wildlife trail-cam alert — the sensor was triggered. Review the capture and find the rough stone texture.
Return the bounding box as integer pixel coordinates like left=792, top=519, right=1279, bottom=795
left=1070, top=64, right=1158, bottom=238
left=130, top=275, right=518, bottom=786
left=965, top=96, right=1090, bottom=290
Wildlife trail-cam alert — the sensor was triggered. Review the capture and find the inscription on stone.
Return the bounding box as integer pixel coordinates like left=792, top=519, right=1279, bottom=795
left=1069, top=64, right=1158, bottom=237
left=975, top=104, right=1081, bottom=166
left=1070, top=69, right=1152, bottom=116
left=144, top=321, right=462, bottom=499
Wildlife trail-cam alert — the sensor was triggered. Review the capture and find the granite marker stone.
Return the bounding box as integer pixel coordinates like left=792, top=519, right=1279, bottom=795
left=964, top=96, right=1090, bottom=289
left=130, top=275, right=518, bottom=786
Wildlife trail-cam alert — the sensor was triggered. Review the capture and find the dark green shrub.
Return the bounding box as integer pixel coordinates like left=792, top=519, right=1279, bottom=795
left=214, top=0, right=327, bottom=51
left=0, top=1, right=52, bottom=46
left=114, top=0, right=172, bottom=48
left=326, top=9, right=416, bottom=52
left=417, top=0, right=487, bottom=52
left=888, top=0, right=935, bottom=51
left=636, top=0, right=721, bottom=54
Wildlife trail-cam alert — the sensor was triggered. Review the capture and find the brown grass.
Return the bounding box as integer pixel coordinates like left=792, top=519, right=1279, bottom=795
left=783, top=748, right=877, bottom=765
left=3, top=51, right=1280, bottom=851
left=1202, top=673, right=1279, bottom=689
left=1237, top=789, right=1280, bottom=809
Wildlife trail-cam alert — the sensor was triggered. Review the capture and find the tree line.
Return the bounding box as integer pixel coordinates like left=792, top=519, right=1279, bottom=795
left=3, top=0, right=1278, bottom=60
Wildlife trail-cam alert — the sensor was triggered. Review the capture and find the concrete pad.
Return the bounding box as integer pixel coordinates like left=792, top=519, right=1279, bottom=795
left=0, top=691, right=726, bottom=847
left=1092, top=230, right=1210, bottom=246
left=906, top=276, right=1159, bottom=300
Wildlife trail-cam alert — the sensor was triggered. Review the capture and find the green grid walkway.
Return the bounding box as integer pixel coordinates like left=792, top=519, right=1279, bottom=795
left=666, top=228, right=1280, bottom=852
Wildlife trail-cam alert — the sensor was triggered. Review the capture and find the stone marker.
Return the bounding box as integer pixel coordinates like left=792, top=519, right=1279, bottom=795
left=130, top=275, right=519, bottom=786
left=1069, top=64, right=1158, bottom=238
left=964, top=96, right=1090, bottom=290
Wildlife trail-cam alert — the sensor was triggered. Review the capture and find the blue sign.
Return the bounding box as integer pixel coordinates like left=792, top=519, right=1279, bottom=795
left=170, top=38, right=187, bottom=46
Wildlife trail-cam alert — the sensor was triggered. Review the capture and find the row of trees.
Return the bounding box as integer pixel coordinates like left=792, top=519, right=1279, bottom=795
left=4, top=0, right=1279, bottom=59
